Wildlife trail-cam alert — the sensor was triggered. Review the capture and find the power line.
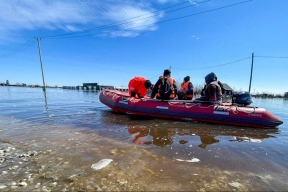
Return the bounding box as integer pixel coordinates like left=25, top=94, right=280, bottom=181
left=42, top=0, right=210, bottom=39
left=42, top=0, right=252, bottom=39
left=172, top=57, right=251, bottom=70
left=0, top=0, right=253, bottom=57
left=154, top=0, right=253, bottom=27
left=255, top=56, right=288, bottom=59
left=0, top=38, right=36, bottom=58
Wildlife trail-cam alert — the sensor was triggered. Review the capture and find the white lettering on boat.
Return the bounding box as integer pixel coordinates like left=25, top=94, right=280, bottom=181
left=248, top=113, right=262, bottom=117
left=214, top=106, right=229, bottom=111
left=156, top=106, right=169, bottom=109
left=119, top=101, right=128, bottom=104
left=213, top=111, right=229, bottom=115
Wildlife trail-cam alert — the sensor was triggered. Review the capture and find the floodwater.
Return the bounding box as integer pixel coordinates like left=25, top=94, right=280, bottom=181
left=0, top=87, right=287, bottom=191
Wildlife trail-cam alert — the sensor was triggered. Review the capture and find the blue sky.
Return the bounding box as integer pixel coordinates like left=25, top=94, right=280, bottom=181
left=0, top=0, right=287, bottom=94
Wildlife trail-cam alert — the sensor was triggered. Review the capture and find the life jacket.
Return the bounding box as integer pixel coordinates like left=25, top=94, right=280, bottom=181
left=156, top=76, right=175, bottom=99
left=204, top=81, right=222, bottom=103
left=181, top=81, right=193, bottom=99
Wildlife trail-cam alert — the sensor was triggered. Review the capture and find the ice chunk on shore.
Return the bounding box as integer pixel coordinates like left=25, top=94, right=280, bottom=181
left=229, top=182, right=242, bottom=189
left=176, top=158, right=200, bottom=162
left=186, top=158, right=200, bottom=162
left=91, top=159, right=113, bottom=170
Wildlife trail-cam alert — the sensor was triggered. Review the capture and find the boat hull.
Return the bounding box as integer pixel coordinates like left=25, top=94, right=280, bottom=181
left=99, top=90, right=283, bottom=129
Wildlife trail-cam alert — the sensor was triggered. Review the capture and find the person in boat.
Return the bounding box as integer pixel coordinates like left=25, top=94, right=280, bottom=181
left=128, top=76, right=152, bottom=98
left=195, top=72, right=222, bottom=104
left=200, top=79, right=224, bottom=97
left=150, top=69, right=177, bottom=100
left=178, top=76, right=194, bottom=100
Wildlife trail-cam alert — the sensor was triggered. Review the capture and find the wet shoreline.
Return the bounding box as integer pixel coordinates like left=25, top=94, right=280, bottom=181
left=1, top=116, right=288, bottom=191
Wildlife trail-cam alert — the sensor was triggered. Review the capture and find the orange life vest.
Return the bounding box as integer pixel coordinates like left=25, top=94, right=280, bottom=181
left=181, top=81, right=193, bottom=99
left=181, top=81, right=194, bottom=99
left=181, top=82, right=189, bottom=92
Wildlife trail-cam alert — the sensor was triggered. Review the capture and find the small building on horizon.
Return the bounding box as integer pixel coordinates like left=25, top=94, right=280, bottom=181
left=115, top=86, right=128, bottom=92
left=62, top=83, right=128, bottom=92
left=98, top=84, right=114, bottom=90
left=82, top=83, right=98, bottom=90
left=284, top=92, right=288, bottom=98
left=221, top=83, right=234, bottom=95
left=98, top=84, right=128, bottom=92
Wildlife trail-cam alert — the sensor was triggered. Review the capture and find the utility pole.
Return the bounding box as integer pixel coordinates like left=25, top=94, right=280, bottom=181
left=249, top=53, right=254, bottom=93
left=35, top=37, right=47, bottom=102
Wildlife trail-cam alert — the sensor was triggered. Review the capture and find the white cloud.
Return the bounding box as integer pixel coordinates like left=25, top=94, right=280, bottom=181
left=104, top=4, right=160, bottom=35
left=189, top=0, right=198, bottom=5
left=192, top=34, right=200, bottom=40
left=157, top=0, right=178, bottom=4
left=157, top=0, right=199, bottom=4
left=110, top=30, right=139, bottom=38
left=0, top=0, right=164, bottom=42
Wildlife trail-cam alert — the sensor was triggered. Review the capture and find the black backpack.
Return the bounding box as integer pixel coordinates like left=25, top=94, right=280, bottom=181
left=159, top=77, right=173, bottom=100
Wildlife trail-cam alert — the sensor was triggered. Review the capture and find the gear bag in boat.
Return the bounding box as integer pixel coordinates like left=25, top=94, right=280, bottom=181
left=177, top=91, right=187, bottom=100
left=159, top=77, right=172, bottom=100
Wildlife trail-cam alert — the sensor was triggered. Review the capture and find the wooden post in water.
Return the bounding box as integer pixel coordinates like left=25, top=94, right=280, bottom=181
left=35, top=37, right=47, bottom=102
left=249, top=53, right=254, bottom=93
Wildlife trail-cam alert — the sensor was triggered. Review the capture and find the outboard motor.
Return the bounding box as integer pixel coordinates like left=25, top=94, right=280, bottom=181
left=232, top=91, right=252, bottom=106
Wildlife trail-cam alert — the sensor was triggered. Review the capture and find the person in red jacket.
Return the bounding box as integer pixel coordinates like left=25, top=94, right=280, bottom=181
left=128, top=76, right=152, bottom=98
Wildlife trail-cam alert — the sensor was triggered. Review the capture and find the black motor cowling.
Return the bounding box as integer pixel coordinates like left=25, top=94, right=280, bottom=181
left=232, top=91, right=252, bottom=105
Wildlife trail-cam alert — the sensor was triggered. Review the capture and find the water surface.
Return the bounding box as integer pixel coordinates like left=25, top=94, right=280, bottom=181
left=0, top=87, right=287, bottom=191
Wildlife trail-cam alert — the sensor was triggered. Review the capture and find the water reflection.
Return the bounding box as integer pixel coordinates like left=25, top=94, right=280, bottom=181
left=127, top=126, right=278, bottom=148
left=198, top=135, right=220, bottom=148
left=44, top=92, right=48, bottom=114
left=128, top=127, right=174, bottom=147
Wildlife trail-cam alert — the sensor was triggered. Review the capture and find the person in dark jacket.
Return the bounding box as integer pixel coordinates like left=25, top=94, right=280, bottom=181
left=150, top=69, right=177, bottom=100
left=195, top=72, right=222, bottom=104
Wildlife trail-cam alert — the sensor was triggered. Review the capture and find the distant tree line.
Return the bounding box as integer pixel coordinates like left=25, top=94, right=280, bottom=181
left=1, top=79, right=287, bottom=99
left=0, top=80, right=58, bottom=88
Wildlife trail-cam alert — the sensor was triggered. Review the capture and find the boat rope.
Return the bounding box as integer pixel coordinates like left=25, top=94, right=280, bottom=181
left=102, top=90, right=109, bottom=96
left=103, top=90, right=130, bottom=101
left=232, top=108, right=238, bottom=114
left=196, top=103, right=215, bottom=108
left=167, top=100, right=216, bottom=109
left=184, top=103, right=199, bottom=108
left=129, top=98, right=138, bottom=104
left=112, top=94, right=118, bottom=100
left=167, top=101, right=182, bottom=105
left=234, top=106, right=256, bottom=114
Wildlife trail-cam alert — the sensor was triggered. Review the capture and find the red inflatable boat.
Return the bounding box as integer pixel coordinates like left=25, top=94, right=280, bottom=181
left=99, top=89, right=283, bottom=129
